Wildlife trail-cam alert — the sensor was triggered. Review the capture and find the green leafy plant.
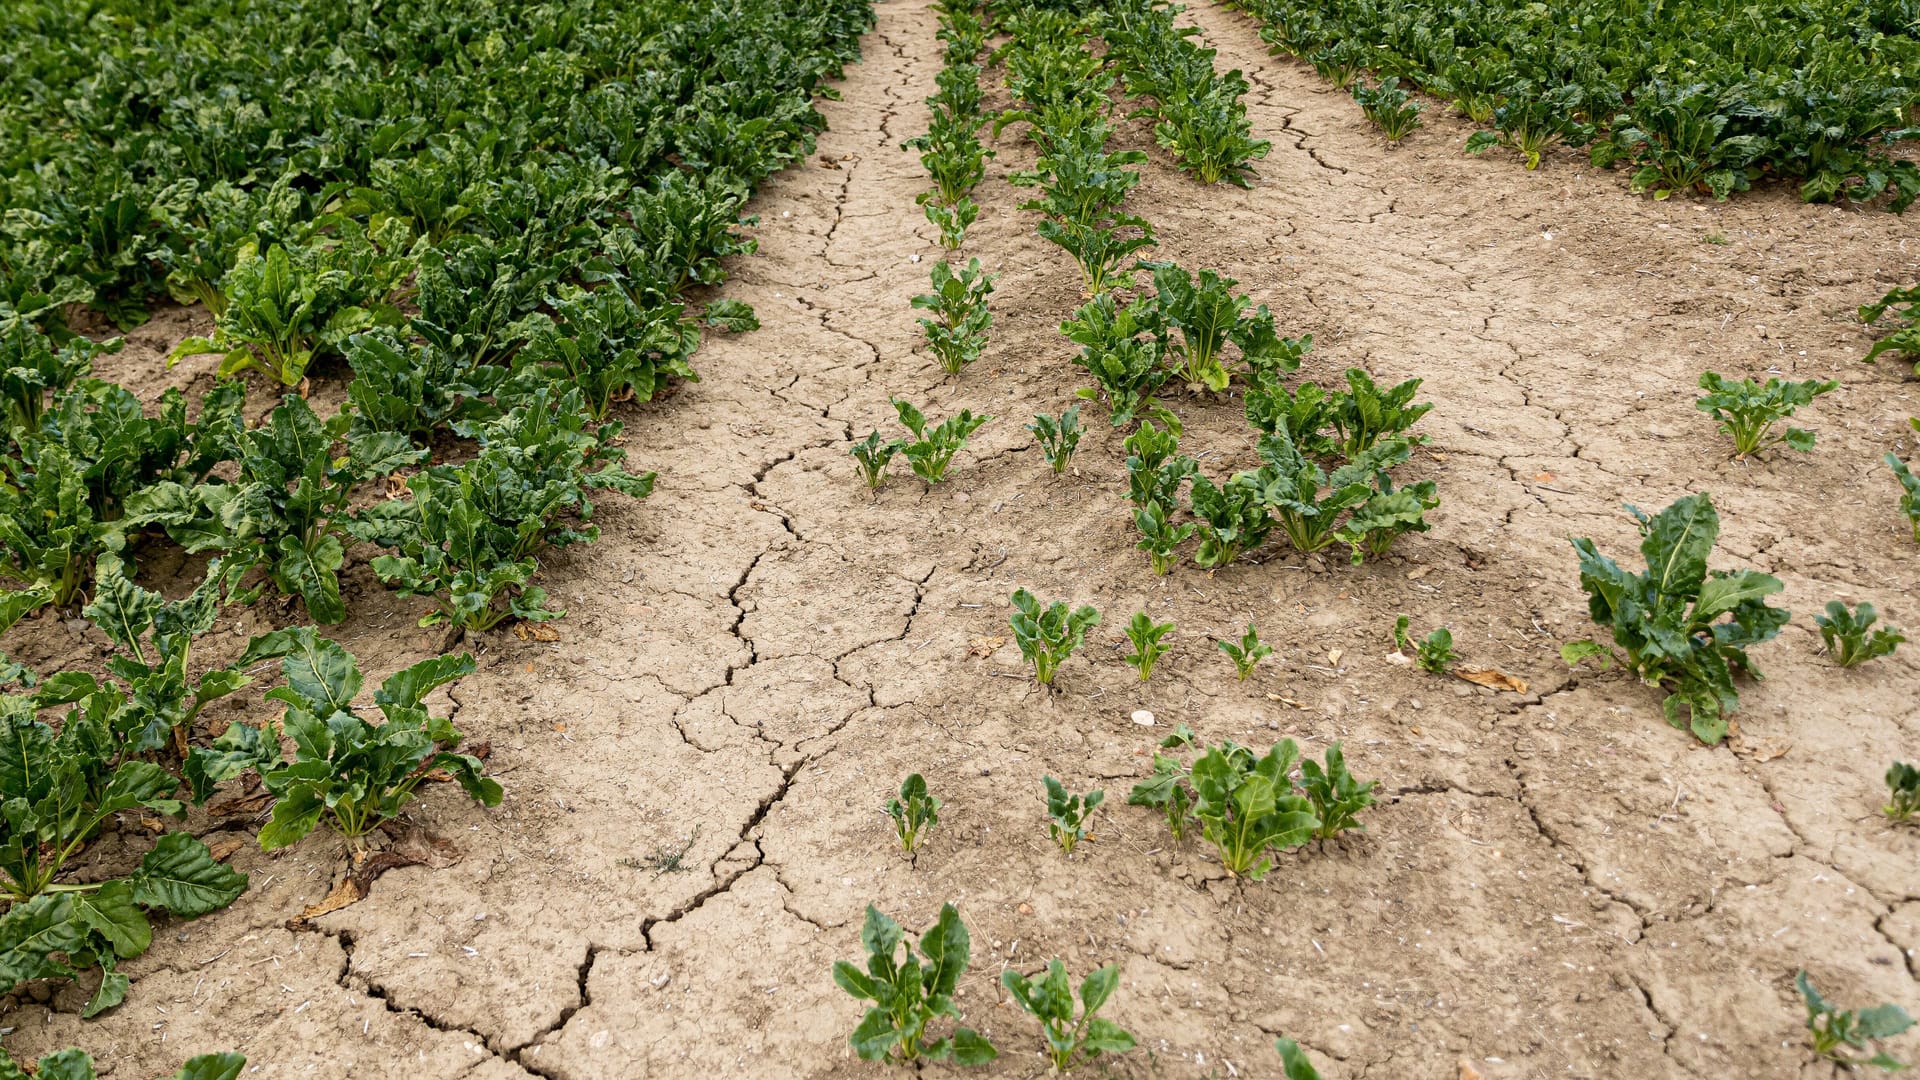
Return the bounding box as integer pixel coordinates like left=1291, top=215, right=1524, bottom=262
left=0, top=318, right=110, bottom=434
left=1043, top=776, right=1104, bottom=853
left=1187, top=740, right=1319, bottom=879
left=166, top=241, right=397, bottom=387
left=1014, top=123, right=1156, bottom=294
left=1127, top=724, right=1198, bottom=841
left=852, top=430, right=907, bottom=490
left=832, top=904, right=997, bottom=1065
left=1795, top=970, right=1913, bottom=1071
left=1218, top=621, right=1272, bottom=680
left=925, top=197, right=979, bottom=250
left=1027, top=405, right=1082, bottom=473
left=130, top=394, right=426, bottom=624
left=1123, top=611, right=1174, bottom=680
left=1275, top=1037, right=1323, bottom=1079
left=1341, top=473, right=1440, bottom=564
left=1393, top=615, right=1456, bottom=674
left=1567, top=494, right=1788, bottom=744
left=1815, top=601, right=1905, bottom=668
left=1693, top=372, right=1837, bottom=457
left=1010, top=588, right=1100, bottom=687
left=1187, top=471, right=1271, bottom=568
left=1329, top=368, right=1431, bottom=456
left=1891, top=453, right=1920, bottom=544
left=1255, top=429, right=1412, bottom=557
left=0, top=1048, right=245, bottom=1080
left=344, top=325, right=510, bottom=444
left=886, top=773, right=940, bottom=853
left=892, top=399, right=990, bottom=485
left=71, top=559, right=260, bottom=757
left=1142, top=263, right=1295, bottom=392
left=515, top=285, right=696, bottom=420
left=1000, top=961, right=1135, bottom=1071
left=1886, top=762, right=1919, bottom=823
left=1245, top=373, right=1337, bottom=456
left=1353, top=77, right=1423, bottom=140
left=1861, top=285, right=1920, bottom=374
left=1123, top=419, right=1196, bottom=515
left=912, top=259, right=995, bottom=376
left=1151, top=76, right=1272, bottom=188
left=1464, top=83, right=1595, bottom=170
left=1298, top=743, right=1375, bottom=839
left=353, top=388, right=652, bottom=632
left=1133, top=501, right=1195, bottom=576
left=186, top=629, right=502, bottom=849
left=1063, top=292, right=1171, bottom=427
left=0, top=688, right=249, bottom=1015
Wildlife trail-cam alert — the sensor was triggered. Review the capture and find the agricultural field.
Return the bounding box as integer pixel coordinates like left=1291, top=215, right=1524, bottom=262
left=1, top=0, right=1918, bottom=1076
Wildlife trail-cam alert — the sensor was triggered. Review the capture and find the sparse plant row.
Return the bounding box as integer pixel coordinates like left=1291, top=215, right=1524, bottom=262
left=1094, top=0, right=1272, bottom=186
left=911, top=0, right=994, bottom=250
left=1232, top=0, right=1919, bottom=209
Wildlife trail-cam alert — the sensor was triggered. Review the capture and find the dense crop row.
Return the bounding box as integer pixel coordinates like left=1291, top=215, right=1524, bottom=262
left=1234, top=0, right=1920, bottom=208
left=0, top=0, right=875, bottom=1069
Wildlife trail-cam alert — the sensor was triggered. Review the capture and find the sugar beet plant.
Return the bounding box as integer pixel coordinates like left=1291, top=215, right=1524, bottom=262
left=184, top=628, right=502, bottom=849
left=1393, top=615, right=1455, bottom=674
left=1126, top=738, right=1343, bottom=880
left=833, top=904, right=997, bottom=1065
left=351, top=388, right=655, bottom=632
left=1065, top=291, right=1173, bottom=427
left=1353, top=78, right=1423, bottom=141
left=1043, top=777, right=1104, bottom=854
left=1887, top=763, right=1919, bottom=824
left=1010, top=589, right=1101, bottom=686
left=912, top=259, right=995, bottom=376
left=892, top=399, right=991, bottom=485
left=1124, top=611, right=1174, bottom=680
left=1815, top=601, right=1904, bottom=669
left=1694, top=372, right=1836, bottom=458
left=1143, top=262, right=1299, bottom=393
left=1796, top=971, right=1913, bottom=1071
left=1565, top=494, right=1788, bottom=744
left=1862, top=285, right=1920, bottom=375
left=1027, top=405, right=1082, bottom=473
left=886, top=774, right=940, bottom=853
left=1217, top=622, right=1272, bottom=680
left=1000, top=961, right=1136, bottom=1071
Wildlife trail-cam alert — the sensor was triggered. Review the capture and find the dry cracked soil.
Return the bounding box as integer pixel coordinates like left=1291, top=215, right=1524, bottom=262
left=3, top=1, right=1918, bottom=1077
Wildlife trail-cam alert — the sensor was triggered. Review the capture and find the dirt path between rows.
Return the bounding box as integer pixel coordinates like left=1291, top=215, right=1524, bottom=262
left=6, top=1, right=1918, bottom=1077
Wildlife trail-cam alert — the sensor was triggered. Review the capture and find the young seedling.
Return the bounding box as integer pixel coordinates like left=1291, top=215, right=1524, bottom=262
left=911, top=259, right=995, bottom=377
left=893, top=398, right=991, bottom=484
left=1133, top=501, right=1195, bottom=576
left=999, top=961, right=1136, bottom=1071
left=1886, top=762, right=1919, bottom=823
left=1815, top=601, right=1905, bottom=668
left=852, top=430, right=907, bottom=490
left=1027, top=405, right=1082, bottom=473
left=1393, top=615, right=1456, bottom=674
left=1043, top=777, right=1104, bottom=854
left=925, top=197, right=979, bottom=250
left=1275, top=1037, right=1323, bottom=1079
left=1795, top=970, right=1913, bottom=1070
left=1217, top=621, right=1272, bottom=680
left=1299, top=743, right=1376, bottom=840
left=1123, top=611, right=1174, bottom=680
left=1694, top=372, right=1837, bottom=457
left=1888, top=453, right=1920, bottom=544
left=1010, top=588, right=1101, bottom=686
left=886, top=773, right=941, bottom=853
left=1861, top=284, right=1920, bottom=376
left=1352, top=77, right=1423, bottom=140
left=1127, top=724, right=1199, bottom=842
left=832, top=904, right=997, bottom=1065
left=1567, top=494, right=1788, bottom=745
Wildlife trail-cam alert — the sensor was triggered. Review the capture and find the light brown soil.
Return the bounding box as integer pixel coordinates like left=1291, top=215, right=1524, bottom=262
left=5, top=1, right=1918, bottom=1077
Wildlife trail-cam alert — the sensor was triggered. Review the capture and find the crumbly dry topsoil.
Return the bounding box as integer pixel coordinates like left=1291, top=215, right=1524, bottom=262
left=4, top=1, right=1917, bottom=1077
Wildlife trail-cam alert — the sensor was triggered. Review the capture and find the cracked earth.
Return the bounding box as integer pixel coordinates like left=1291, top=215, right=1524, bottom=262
left=3, top=0, right=1917, bottom=1076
